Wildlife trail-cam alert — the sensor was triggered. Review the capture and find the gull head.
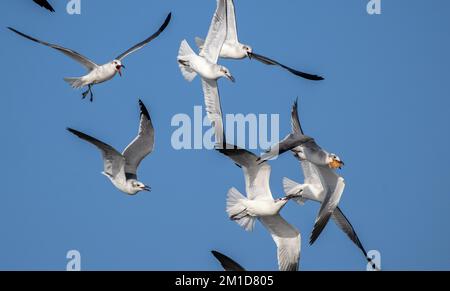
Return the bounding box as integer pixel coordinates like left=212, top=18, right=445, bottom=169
left=112, top=60, right=125, bottom=77
left=219, top=66, right=235, bottom=83
left=242, top=45, right=253, bottom=58
left=328, top=154, right=344, bottom=170
left=130, top=181, right=151, bottom=194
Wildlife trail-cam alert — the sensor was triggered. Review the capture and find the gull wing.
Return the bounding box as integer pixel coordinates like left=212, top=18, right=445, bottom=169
left=225, top=0, right=239, bottom=44
left=249, top=52, right=324, bottom=81
left=33, top=0, right=55, bottom=12
left=218, top=144, right=274, bottom=201
left=202, top=79, right=224, bottom=145
left=260, top=215, right=301, bottom=271
left=67, top=128, right=126, bottom=184
left=122, top=100, right=154, bottom=180
left=211, top=250, right=246, bottom=271
left=116, top=13, right=172, bottom=61
left=200, top=0, right=228, bottom=63
left=8, top=27, right=98, bottom=71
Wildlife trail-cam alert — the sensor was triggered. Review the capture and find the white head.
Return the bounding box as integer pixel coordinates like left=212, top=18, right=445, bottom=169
left=242, top=44, right=253, bottom=58
left=129, top=180, right=151, bottom=195
left=112, top=60, right=125, bottom=76
left=219, top=66, right=235, bottom=82
left=327, top=153, right=344, bottom=169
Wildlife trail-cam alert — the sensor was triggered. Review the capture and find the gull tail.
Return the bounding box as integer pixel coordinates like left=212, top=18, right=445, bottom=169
left=64, top=77, right=85, bottom=89
left=226, top=188, right=255, bottom=232
left=282, top=177, right=307, bottom=205
left=177, top=40, right=197, bottom=82
left=195, top=37, right=205, bottom=51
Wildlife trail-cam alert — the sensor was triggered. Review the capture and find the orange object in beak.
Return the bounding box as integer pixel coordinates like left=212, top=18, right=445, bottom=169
left=329, top=160, right=344, bottom=170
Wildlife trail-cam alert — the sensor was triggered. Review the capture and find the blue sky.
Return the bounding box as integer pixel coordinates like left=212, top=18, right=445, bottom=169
left=0, top=0, right=449, bottom=271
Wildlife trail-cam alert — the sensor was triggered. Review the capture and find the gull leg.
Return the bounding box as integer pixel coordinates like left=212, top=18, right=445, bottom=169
left=81, top=87, right=90, bottom=100
left=89, top=86, right=94, bottom=102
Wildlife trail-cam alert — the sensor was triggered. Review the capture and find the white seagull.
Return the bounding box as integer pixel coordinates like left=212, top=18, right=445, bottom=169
left=33, top=0, right=55, bottom=12
left=67, top=100, right=154, bottom=195
left=218, top=144, right=301, bottom=271
left=8, top=13, right=171, bottom=102
left=211, top=250, right=246, bottom=271
left=177, top=0, right=235, bottom=145
left=195, top=0, right=324, bottom=81
left=259, top=99, right=345, bottom=245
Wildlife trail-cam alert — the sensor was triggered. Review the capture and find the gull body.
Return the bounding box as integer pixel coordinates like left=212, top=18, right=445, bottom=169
left=178, top=0, right=234, bottom=145
left=8, top=13, right=171, bottom=102
left=218, top=144, right=301, bottom=271
left=67, top=100, right=154, bottom=195
left=196, top=0, right=324, bottom=81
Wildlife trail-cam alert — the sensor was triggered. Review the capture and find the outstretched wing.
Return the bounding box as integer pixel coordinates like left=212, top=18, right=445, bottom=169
left=249, top=52, right=324, bottom=81
left=258, top=133, right=313, bottom=163
left=291, top=98, right=304, bottom=135
left=260, top=215, right=301, bottom=271
left=8, top=27, right=98, bottom=71
left=225, top=0, right=239, bottom=44
left=200, top=0, right=227, bottom=63
left=202, top=79, right=224, bottom=145
left=67, top=128, right=126, bottom=184
left=122, top=100, right=154, bottom=180
left=33, top=0, right=55, bottom=12
left=211, top=250, right=246, bottom=271
left=310, top=169, right=345, bottom=245
left=218, top=144, right=273, bottom=201
left=116, top=13, right=172, bottom=61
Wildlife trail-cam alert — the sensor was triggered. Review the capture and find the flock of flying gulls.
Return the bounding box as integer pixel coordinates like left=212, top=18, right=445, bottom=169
left=10, top=0, right=378, bottom=271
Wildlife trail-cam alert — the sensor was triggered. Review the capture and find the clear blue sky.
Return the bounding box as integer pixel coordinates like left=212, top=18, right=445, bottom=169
left=0, top=0, right=449, bottom=271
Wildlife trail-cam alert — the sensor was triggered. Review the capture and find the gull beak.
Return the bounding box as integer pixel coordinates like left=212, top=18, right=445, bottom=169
left=117, top=65, right=125, bottom=77
left=142, top=185, right=151, bottom=192
left=247, top=52, right=253, bottom=60
left=226, top=73, right=236, bottom=83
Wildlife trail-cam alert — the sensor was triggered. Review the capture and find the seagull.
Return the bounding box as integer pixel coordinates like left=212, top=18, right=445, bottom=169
left=195, top=0, right=324, bottom=81
left=218, top=144, right=301, bottom=271
left=211, top=250, right=245, bottom=271
left=67, top=100, right=154, bottom=195
left=258, top=99, right=344, bottom=170
left=259, top=99, right=345, bottom=246
left=283, top=178, right=379, bottom=270
left=7, top=13, right=171, bottom=102
left=33, top=0, right=55, bottom=12
left=178, top=0, right=235, bottom=145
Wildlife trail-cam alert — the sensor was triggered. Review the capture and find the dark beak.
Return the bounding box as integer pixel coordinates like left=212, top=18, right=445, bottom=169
left=143, top=185, right=151, bottom=192
left=227, top=74, right=236, bottom=83
left=247, top=52, right=253, bottom=60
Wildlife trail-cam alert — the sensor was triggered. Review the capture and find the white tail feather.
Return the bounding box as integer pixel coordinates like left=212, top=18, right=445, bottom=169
left=64, top=77, right=85, bottom=89
left=226, top=188, right=255, bottom=232
left=177, top=40, right=197, bottom=82
left=283, top=177, right=306, bottom=205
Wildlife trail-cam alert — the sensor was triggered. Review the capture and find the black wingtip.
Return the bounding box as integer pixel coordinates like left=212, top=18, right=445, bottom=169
left=138, top=99, right=150, bottom=120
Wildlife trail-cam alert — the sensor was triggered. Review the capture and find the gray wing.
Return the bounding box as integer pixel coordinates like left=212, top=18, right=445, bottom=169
left=258, top=133, right=313, bottom=163
left=211, top=251, right=245, bottom=271
left=201, top=79, right=224, bottom=145
left=300, top=160, right=323, bottom=186
left=217, top=144, right=273, bottom=201
left=309, top=168, right=345, bottom=245
left=259, top=215, right=301, bottom=271
left=332, top=207, right=368, bottom=258
left=291, top=98, right=304, bottom=135
left=116, top=13, right=172, bottom=61
left=200, top=0, right=227, bottom=63
left=8, top=27, right=98, bottom=71
left=33, top=0, right=55, bottom=12
left=248, top=52, right=324, bottom=81
left=122, top=100, right=154, bottom=180
left=225, top=0, right=239, bottom=44
left=67, top=128, right=126, bottom=184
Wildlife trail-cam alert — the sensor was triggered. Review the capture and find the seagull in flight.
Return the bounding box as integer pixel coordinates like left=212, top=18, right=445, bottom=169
left=67, top=100, right=154, bottom=195
left=211, top=250, right=245, bottom=271
left=178, top=0, right=235, bottom=145
left=195, top=0, right=324, bottom=81
left=258, top=99, right=344, bottom=170
left=33, top=0, right=55, bottom=12
left=218, top=144, right=301, bottom=271
left=8, top=13, right=171, bottom=102
left=259, top=99, right=345, bottom=246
